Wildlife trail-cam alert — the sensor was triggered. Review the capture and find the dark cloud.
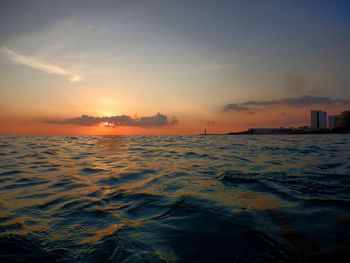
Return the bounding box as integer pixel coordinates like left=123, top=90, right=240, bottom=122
left=106, top=115, right=133, bottom=125
left=244, top=96, right=349, bottom=107
left=170, top=116, right=179, bottom=125
left=242, top=100, right=278, bottom=106
left=45, top=113, right=178, bottom=127
left=281, top=96, right=339, bottom=106
left=133, top=113, right=168, bottom=126
left=223, top=104, right=250, bottom=112
left=224, top=95, right=350, bottom=113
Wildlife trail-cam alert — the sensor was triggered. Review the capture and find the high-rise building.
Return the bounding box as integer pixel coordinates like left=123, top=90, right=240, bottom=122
left=311, top=110, right=327, bottom=129
left=328, top=115, right=339, bottom=130
left=336, top=111, right=350, bottom=131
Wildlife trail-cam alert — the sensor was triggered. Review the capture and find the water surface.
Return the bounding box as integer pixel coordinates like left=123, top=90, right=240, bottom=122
left=0, top=135, right=349, bottom=262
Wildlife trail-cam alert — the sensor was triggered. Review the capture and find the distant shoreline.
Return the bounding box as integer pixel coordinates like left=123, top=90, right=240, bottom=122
left=200, top=130, right=350, bottom=135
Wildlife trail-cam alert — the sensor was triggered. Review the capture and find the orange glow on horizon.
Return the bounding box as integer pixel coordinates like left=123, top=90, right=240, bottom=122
left=0, top=105, right=344, bottom=136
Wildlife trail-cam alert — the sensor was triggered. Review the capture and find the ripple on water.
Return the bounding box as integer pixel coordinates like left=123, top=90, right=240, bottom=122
left=80, top=167, right=108, bottom=173
left=0, top=135, right=349, bottom=262
left=0, top=170, right=27, bottom=176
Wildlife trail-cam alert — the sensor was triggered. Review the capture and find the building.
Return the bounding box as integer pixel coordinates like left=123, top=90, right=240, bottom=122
left=311, top=110, right=327, bottom=129
left=328, top=115, right=339, bottom=130
left=336, top=111, right=350, bottom=131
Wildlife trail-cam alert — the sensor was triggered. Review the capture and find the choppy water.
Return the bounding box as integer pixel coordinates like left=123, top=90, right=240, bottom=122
left=0, top=135, right=349, bottom=262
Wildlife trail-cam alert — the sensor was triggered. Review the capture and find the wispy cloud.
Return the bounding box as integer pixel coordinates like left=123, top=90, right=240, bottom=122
left=0, top=46, right=80, bottom=82
left=224, top=95, right=350, bottom=113
left=45, top=113, right=179, bottom=127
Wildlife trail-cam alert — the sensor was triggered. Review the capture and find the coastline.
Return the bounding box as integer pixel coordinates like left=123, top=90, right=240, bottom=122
left=200, top=130, right=350, bottom=135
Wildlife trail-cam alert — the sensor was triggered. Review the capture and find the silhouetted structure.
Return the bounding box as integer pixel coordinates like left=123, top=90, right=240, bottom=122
left=336, top=111, right=350, bottom=131
left=226, top=109, right=349, bottom=135
left=311, top=110, right=327, bottom=129
left=328, top=115, right=340, bottom=130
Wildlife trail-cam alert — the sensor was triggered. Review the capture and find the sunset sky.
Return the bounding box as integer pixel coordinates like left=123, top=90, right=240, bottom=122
left=1, top=0, right=349, bottom=135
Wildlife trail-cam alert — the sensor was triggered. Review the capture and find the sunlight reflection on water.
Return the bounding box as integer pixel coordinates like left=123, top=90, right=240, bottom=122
left=0, top=135, right=349, bottom=262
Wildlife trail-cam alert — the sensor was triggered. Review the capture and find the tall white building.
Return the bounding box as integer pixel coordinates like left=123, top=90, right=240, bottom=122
left=311, top=110, right=327, bottom=129
left=328, top=115, right=339, bottom=130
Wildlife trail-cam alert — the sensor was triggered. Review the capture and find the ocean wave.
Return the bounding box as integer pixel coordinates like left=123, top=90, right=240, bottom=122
left=0, top=135, right=349, bottom=262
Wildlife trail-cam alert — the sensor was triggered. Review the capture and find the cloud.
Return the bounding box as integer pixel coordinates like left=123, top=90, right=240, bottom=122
left=170, top=116, right=179, bottom=125
left=0, top=46, right=80, bottom=82
left=133, top=113, right=168, bottom=126
left=242, top=95, right=349, bottom=107
left=45, top=113, right=178, bottom=127
left=224, top=95, right=350, bottom=113
left=223, top=103, right=250, bottom=112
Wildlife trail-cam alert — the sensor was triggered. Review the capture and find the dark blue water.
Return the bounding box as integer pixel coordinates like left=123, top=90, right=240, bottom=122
left=0, top=135, right=349, bottom=262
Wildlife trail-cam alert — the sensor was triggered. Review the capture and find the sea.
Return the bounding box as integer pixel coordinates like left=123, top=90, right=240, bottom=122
left=0, top=135, right=349, bottom=262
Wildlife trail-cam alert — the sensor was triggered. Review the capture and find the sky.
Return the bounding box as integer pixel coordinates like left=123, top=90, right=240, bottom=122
left=0, top=0, right=349, bottom=135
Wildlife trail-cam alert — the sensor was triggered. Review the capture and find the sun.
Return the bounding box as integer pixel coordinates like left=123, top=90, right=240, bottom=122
left=104, top=122, right=114, bottom=128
